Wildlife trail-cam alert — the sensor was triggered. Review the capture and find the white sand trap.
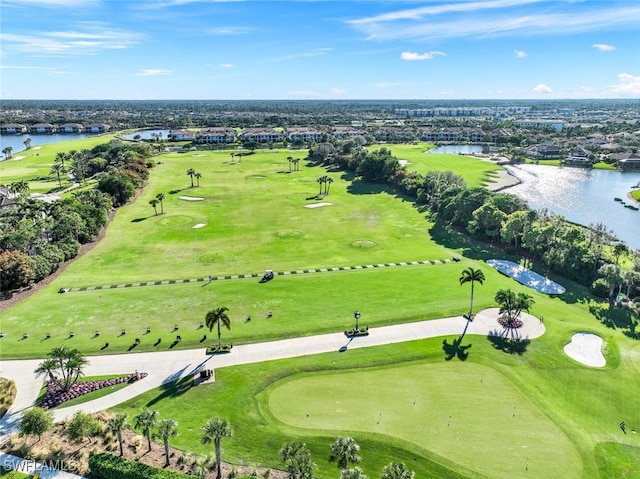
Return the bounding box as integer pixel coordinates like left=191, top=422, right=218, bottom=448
left=13, top=155, right=26, bottom=160
left=192, top=223, right=206, bottom=229
left=179, top=196, right=204, bottom=201
left=398, top=160, right=410, bottom=166
left=564, top=332, right=605, bottom=367
left=304, top=202, right=332, bottom=209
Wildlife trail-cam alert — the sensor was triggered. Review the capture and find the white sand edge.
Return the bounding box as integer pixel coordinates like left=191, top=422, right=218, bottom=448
left=304, top=202, right=332, bottom=209
left=563, top=332, right=605, bottom=367
left=192, top=223, right=206, bottom=229
left=179, top=196, right=204, bottom=201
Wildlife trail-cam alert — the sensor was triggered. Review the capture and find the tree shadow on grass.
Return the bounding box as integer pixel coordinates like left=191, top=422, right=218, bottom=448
left=442, top=337, right=471, bottom=361
left=131, top=217, right=148, bottom=223
left=589, top=302, right=637, bottom=331
left=487, top=335, right=531, bottom=355
left=168, top=188, right=188, bottom=195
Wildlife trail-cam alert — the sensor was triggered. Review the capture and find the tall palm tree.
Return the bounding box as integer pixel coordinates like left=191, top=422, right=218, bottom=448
left=36, top=346, right=88, bottom=391
left=205, top=307, right=231, bottom=350
left=330, top=436, right=360, bottom=470
left=317, top=176, right=325, bottom=195
left=155, top=419, right=178, bottom=466
left=149, top=198, right=159, bottom=215
left=55, top=151, right=67, bottom=167
left=2, top=146, right=13, bottom=159
left=201, top=417, right=233, bottom=479
left=381, top=462, right=414, bottom=479
left=50, top=163, right=66, bottom=188
left=292, top=158, right=300, bottom=171
left=325, top=177, right=334, bottom=195
left=230, top=152, right=235, bottom=162
left=459, top=267, right=485, bottom=320
left=156, top=193, right=165, bottom=214
left=106, top=413, right=130, bottom=456
left=133, top=408, right=159, bottom=451
left=187, top=168, right=196, bottom=187
left=280, top=441, right=315, bottom=479
left=494, top=289, right=535, bottom=324
left=195, top=172, right=202, bottom=187
left=24, top=138, right=32, bottom=150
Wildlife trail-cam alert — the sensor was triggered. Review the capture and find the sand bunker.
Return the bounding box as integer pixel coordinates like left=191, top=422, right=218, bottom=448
left=398, top=160, right=410, bottom=166
left=304, top=202, right=332, bottom=209
left=179, top=196, right=204, bottom=201
left=192, top=223, right=206, bottom=229
left=563, top=332, right=605, bottom=367
left=13, top=155, right=26, bottom=160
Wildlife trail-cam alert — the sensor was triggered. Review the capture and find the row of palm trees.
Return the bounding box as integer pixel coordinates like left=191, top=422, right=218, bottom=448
left=287, top=156, right=301, bottom=171
left=317, top=175, right=334, bottom=196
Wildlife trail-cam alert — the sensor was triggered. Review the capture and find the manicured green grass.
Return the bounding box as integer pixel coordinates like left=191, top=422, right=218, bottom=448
left=630, top=189, right=640, bottom=202
left=0, top=134, right=115, bottom=194
left=594, top=442, right=640, bottom=478
left=0, top=470, right=29, bottom=478
left=374, top=143, right=503, bottom=187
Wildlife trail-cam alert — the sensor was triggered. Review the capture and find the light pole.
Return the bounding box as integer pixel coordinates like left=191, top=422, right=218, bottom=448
left=354, top=311, right=361, bottom=331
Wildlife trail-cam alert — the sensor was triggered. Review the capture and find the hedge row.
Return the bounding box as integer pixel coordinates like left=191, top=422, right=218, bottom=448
left=89, top=452, right=192, bottom=479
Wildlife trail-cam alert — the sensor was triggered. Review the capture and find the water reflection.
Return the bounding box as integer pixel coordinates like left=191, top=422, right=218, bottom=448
left=505, top=164, right=640, bottom=249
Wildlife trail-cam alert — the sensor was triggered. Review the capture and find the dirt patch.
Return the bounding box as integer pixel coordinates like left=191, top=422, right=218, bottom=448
left=1, top=412, right=287, bottom=478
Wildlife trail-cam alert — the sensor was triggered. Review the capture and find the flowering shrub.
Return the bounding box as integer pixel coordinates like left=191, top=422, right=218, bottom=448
left=498, top=317, right=523, bottom=329
left=40, top=372, right=147, bottom=409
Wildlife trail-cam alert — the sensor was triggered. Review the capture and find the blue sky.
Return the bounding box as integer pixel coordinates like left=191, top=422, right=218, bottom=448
left=1, top=0, right=639, bottom=100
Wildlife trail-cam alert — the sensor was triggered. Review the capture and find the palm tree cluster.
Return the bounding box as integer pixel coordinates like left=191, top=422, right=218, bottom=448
left=494, top=289, right=535, bottom=326
left=34, top=346, right=88, bottom=391
left=316, top=175, right=334, bottom=196
left=187, top=168, right=202, bottom=188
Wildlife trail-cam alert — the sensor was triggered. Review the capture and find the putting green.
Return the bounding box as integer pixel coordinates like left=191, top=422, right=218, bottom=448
left=267, top=362, right=581, bottom=479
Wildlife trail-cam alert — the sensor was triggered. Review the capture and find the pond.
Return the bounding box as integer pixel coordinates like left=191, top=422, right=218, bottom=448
left=0, top=133, right=96, bottom=156
left=122, top=129, right=172, bottom=141
left=504, top=164, right=640, bottom=249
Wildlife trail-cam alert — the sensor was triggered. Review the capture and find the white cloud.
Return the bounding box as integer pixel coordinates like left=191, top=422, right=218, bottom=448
left=331, top=87, right=345, bottom=95
left=219, top=63, right=234, bottom=68
left=207, top=26, right=255, bottom=36
left=609, top=73, right=640, bottom=97
left=135, top=69, right=172, bottom=77
left=439, top=90, right=455, bottom=95
left=347, top=1, right=640, bottom=42
left=0, top=23, right=142, bottom=56
left=400, top=51, right=445, bottom=61
left=514, top=50, right=527, bottom=58
left=592, top=43, right=616, bottom=52
left=271, top=48, right=332, bottom=62
left=532, top=83, right=553, bottom=93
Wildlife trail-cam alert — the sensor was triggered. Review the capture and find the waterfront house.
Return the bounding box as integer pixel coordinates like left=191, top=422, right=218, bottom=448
left=613, top=152, right=640, bottom=170
left=240, top=128, right=283, bottom=143
left=30, top=123, right=56, bottom=134
left=564, top=147, right=593, bottom=166
left=0, top=123, right=28, bottom=134
left=59, top=123, right=85, bottom=133
left=331, top=126, right=364, bottom=140
left=85, top=123, right=110, bottom=133
left=168, top=129, right=196, bottom=142
left=525, top=143, right=563, bottom=159
left=286, top=128, right=324, bottom=143
left=195, top=127, right=235, bottom=143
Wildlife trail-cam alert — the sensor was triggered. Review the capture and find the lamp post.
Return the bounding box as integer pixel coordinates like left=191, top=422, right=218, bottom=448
left=354, top=311, right=361, bottom=331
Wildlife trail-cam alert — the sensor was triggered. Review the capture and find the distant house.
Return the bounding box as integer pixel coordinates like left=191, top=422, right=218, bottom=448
left=168, top=129, right=196, bottom=142
left=0, top=187, right=18, bottom=209
left=0, top=123, right=28, bottom=134
left=613, top=152, right=640, bottom=170
left=30, top=123, right=56, bottom=134
left=331, top=127, right=364, bottom=140
left=240, top=128, right=283, bottom=143
left=286, top=128, right=323, bottom=143
left=59, top=123, right=85, bottom=133
left=517, top=119, right=565, bottom=132
left=195, top=127, right=235, bottom=144
left=564, top=147, right=593, bottom=166
left=525, top=143, right=563, bottom=159
left=86, top=123, right=110, bottom=133
left=584, top=132, right=607, bottom=145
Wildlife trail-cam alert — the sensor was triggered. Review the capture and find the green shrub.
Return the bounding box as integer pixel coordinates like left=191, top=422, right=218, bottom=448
left=590, top=278, right=609, bottom=298
left=89, top=452, right=192, bottom=479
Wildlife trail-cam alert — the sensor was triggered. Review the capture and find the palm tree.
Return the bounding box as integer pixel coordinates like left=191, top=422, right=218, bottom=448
left=330, top=436, right=360, bottom=469
left=280, top=441, right=315, bottom=479
left=133, top=408, right=159, bottom=452
left=325, top=176, right=334, bottom=195
left=494, top=289, right=535, bottom=325
left=293, top=158, right=300, bottom=171
left=187, top=168, right=196, bottom=187
left=205, top=307, right=231, bottom=350
left=459, top=267, right=485, bottom=320
left=195, top=172, right=202, bottom=187
left=149, top=199, right=159, bottom=215
left=55, top=151, right=67, bottom=167
left=155, top=419, right=178, bottom=466
left=341, top=467, right=366, bottom=479
left=317, top=176, right=325, bottom=195
left=34, top=358, right=57, bottom=382
left=35, top=346, right=88, bottom=391
left=24, top=138, right=32, bottom=150
left=201, top=417, right=233, bottom=479
left=156, top=192, right=165, bottom=214
left=230, top=152, right=235, bottom=162
left=106, top=413, right=130, bottom=456
left=381, top=462, right=414, bottom=479
left=287, top=156, right=293, bottom=171
left=50, top=162, right=66, bottom=188
left=2, top=146, right=13, bottom=159
left=9, top=180, right=29, bottom=198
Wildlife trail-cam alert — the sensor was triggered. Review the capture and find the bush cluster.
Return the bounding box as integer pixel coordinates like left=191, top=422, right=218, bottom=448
left=40, top=373, right=147, bottom=409
left=89, top=452, right=192, bottom=479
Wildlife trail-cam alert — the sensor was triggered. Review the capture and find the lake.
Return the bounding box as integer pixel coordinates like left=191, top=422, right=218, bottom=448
left=429, top=144, right=499, bottom=154
left=504, top=164, right=640, bottom=249
left=0, top=133, right=96, bottom=156
left=122, top=129, right=172, bottom=141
